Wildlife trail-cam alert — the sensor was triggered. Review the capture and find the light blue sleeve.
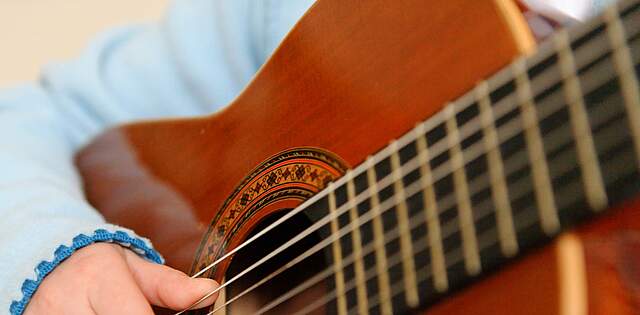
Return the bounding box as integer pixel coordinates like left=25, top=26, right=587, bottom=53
left=0, top=0, right=312, bottom=313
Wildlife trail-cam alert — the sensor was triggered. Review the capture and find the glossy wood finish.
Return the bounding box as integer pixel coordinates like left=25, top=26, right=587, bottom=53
left=76, top=0, right=534, bottom=273
left=578, top=198, right=640, bottom=315
left=74, top=0, right=640, bottom=313
left=424, top=198, right=640, bottom=315
left=424, top=234, right=560, bottom=315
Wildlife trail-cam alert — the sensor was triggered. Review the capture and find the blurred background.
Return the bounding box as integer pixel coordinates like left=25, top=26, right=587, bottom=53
left=0, top=0, right=612, bottom=87
left=0, top=0, right=168, bottom=86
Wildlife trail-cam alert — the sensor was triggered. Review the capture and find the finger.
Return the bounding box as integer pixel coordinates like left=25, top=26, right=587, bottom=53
left=88, top=252, right=154, bottom=315
left=123, top=249, right=219, bottom=310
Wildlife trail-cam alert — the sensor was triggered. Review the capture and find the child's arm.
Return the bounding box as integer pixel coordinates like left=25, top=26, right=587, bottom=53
left=0, top=0, right=295, bottom=312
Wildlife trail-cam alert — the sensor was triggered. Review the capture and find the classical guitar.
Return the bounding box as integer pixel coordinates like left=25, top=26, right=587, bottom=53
left=76, top=0, right=640, bottom=314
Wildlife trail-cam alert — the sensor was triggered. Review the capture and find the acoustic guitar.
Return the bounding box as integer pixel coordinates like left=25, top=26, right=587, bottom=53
left=75, top=0, right=640, bottom=314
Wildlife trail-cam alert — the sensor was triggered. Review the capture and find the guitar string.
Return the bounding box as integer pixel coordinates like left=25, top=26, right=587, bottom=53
left=179, top=9, right=637, bottom=313
left=199, top=38, right=636, bottom=315
left=178, top=18, right=637, bottom=314
left=299, top=154, right=638, bottom=315
left=209, top=66, right=594, bottom=314
left=187, top=16, right=565, bottom=283
left=209, top=57, right=628, bottom=315
left=253, top=95, right=611, bottom=315
left=204, top=44, right=632, bottom=315
left=354, top=35, right=640, bottom=315
left=360, top=232, right=513, bottom=314
left=319, top=149, right=634, bottom=315
left=256, top=156, right=540, bottom=315
left=189, top=0, right=637, bottom=283
left=291, top=213, right=528, bottom=315
left=297, top=26, right=640, bottom=314
left=294, top=109, right=633, bottom=315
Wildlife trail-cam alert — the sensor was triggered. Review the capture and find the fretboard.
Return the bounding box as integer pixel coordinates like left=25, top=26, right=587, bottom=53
left=296, top=1, right=640, bottom=314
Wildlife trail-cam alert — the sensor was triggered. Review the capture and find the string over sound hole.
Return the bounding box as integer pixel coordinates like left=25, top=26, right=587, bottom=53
left=224, top=211, right=329, bottom=314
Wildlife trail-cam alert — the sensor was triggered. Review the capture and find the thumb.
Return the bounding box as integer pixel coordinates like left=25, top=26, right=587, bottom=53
left=123, top=249, right=220, bottom=310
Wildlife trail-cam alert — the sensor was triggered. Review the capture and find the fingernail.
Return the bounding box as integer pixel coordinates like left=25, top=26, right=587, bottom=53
left=199, top=278, right=218, bottom=288
left=193, top=278, right=219, bottom=307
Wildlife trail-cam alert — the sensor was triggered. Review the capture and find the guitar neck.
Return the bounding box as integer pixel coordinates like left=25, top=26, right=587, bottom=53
left=301, top=1, right=640, bottom=313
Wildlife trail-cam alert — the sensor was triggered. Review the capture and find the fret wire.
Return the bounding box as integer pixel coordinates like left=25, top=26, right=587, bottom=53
left=328, top=183, right=349, bottom=315
left=389, top=140, right=420, bottom=307
left=554, top=29, right=609, bottom=211
left=353, top=155, right=631, bottom=315
left=245, top=83, right=631, bottom=315
left=362, top=211, right=541, bottom=315
left=252, top=173, right=421, bottom=315
left=303, top=199, right=521, bottom=315
left=327, top=136, right=630, bottom=315
left=292, top=232, right=410, bottom=315
left=514, top=57, right=561, bottom=235
left=291, top=191, right=441, bottom=315
left=254, top=19, right=636, bottom=315
left=317, top=73, right=628, bottom=313
left=196, top=56, right=628, bottom=314
left=293, top=129, right=612, bottom=315
left=215, top=145, right=522, bottom=315
left=345, top=170, right=369, bottom=315
left=621, top=0, right=640, bottom=17
left=196, top=37, right=636, bottom=315
left=414, top=122, right=449, bottom=292
left=192, top=50, right=629, bottom=313
left=188, top=8, right=635, bottom=283
left=254, top=265, right=334, bottom=315
left=476, top=81, right=519, bottom=257
left=280, top=172, right=446, bottom=315
left=251, top=170, right=409, bottom=315
left=192, top=121, right=489, bottom=313
left=486, top=29, right=638, bottom=150
left=444, top=105, right=482, bottom=275
left=188, top=9, right=639, bottom=315
left=365, top=138, right=637, bottom=315
left=258, top=181, right=442, bottom=315
left=282, top=149, right=524, bottom=314
left=605, top=5, right=640, bottom=170
left=365, top=157, right=393, bottom=315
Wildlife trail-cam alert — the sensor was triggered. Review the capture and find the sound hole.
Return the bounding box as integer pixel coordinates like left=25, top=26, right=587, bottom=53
left=225, top=209, right=328, bottom=314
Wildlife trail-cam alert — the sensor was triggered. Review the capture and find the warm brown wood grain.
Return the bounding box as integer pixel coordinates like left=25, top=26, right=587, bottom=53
left=424, top=239, right=560, bottom=315
left=578, top=198, right=640, bottom=315
left=422, top=199, right=640, bottom=315
left=74, top=0, right=640, bottom=313
left=77, top=0, right=533, bottom=273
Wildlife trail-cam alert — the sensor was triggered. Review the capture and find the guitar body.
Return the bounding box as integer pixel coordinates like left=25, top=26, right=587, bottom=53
left=75, top=0, right=640, bottom=313
left=427, top=202, right=640, bottom=315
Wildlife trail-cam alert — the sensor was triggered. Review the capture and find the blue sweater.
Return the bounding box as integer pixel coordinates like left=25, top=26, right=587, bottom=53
left=0, top=0, right=313, bottom=313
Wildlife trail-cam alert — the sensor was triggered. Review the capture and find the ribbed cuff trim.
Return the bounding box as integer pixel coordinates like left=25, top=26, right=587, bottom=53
left=9, top=228, right=163, bottom=315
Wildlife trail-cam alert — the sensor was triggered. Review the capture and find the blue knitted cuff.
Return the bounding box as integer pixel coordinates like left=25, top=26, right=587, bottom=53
left=9, top=229, right=163, bottom=315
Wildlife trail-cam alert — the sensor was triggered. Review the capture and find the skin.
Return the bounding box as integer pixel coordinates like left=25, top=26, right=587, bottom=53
left=24, top=243, right=219, bottom=315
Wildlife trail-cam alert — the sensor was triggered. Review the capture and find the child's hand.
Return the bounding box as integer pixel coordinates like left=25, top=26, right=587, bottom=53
left=24, top=242, right=219, bottom=314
